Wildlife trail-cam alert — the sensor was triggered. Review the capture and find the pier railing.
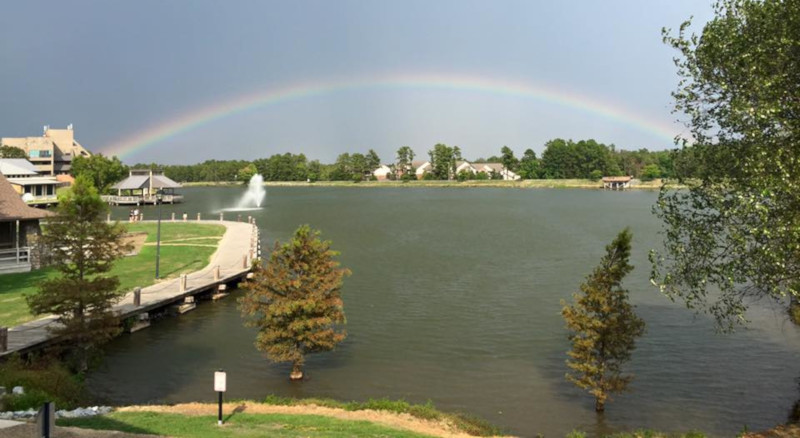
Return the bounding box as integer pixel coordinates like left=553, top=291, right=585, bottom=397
left=0, top=246, right=30, bottom=265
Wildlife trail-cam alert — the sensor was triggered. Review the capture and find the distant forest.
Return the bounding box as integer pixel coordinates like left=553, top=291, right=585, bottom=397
left=126, top=138, right=682, bottom=183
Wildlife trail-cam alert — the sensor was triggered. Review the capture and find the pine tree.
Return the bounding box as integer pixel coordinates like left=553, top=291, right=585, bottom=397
left=240, top=225, right=350, bottom=380
left=561, top=228, right=645, bottom=412
left=27, top=175, right=131, bottom=372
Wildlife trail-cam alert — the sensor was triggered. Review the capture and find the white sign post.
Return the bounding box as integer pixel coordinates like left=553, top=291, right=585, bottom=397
left=214, top=371, right=227, bottom=425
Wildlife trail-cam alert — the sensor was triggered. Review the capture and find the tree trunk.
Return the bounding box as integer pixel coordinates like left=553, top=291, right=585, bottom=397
left=595, top=397, right=605, bottom=413
left=289, top=362, right=303, bottom=380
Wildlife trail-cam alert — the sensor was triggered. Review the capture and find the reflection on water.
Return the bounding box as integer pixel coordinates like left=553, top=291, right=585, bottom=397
left=90, top=187, right=800, bottom=437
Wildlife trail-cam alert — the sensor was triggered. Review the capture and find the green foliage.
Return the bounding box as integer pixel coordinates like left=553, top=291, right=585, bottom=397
left=518, top=148, right=541, bottom=179
left=427, top=143, right=459, bottom=180
left=652, top=0, right=800, bottom=330
left=500, top=146, right=519, bottom=172
left=640, top=164, right=661, bottom=181
left=395, top=146, right=416, bottom=178
left=240, top=225, right=350, bottom=377
left=26, top=176, right=132, bottom=371
left=589, top=170, right=603, bottom=181
left=0, top=355, right=86, bottom=410
left=71, top=154, right=128, bottom=194
left=562, top=229, right=645, bottom=412
left=237, top=163, right=257, bottom=182
left=0, top=145, right=27, bottom=158
left=541, top=139, right=621, bottom=179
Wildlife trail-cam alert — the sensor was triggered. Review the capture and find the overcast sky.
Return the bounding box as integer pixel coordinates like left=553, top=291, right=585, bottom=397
left=0, top=1, right=714, bottom=164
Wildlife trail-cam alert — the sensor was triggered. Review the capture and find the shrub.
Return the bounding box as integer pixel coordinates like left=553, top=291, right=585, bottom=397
left=0, top=355, right=85, bottom=410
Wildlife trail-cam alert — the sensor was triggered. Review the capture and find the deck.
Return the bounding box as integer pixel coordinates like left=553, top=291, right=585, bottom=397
left=101, top=194, right=184, bottom=205
left=0, top=219, right=260, bottom=358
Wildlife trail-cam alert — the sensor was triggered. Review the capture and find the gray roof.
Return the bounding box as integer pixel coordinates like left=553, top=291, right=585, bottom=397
left=0, top=159, right=38, bottom=177
left=112, top=175, right=149, bottom=190
left=111, top=174, right=181, bottom=190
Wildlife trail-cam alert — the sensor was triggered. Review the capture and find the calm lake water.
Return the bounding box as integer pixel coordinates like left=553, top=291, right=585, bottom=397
left=88, top=186, right=800, bottom=437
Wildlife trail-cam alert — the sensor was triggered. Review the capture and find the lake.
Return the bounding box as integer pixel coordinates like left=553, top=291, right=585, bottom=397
left=87, top=186, right=800, bottom=437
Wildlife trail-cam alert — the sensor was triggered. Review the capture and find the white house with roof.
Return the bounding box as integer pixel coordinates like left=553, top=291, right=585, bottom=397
left=373, top=164, right=393, bottom=181
left=413, top=161, right=432, bottom=179
left=0, top=158, right=60, bottom=205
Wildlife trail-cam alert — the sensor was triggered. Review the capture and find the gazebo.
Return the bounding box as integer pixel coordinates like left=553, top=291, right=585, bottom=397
left=0, top=172, right=52, bottom=273
left=106, top=169, right=183, bottom=205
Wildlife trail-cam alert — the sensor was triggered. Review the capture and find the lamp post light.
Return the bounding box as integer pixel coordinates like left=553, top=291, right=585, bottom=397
left=214, top=370, right=227, bottom=425
left=155, top=189, right=163, bottom=279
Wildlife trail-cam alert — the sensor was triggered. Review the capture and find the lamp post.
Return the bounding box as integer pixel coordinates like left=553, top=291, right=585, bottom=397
left=155, top=189, right=163, bottom=279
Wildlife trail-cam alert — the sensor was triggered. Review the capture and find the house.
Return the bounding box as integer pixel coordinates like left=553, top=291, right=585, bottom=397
left=1, top=125, right=92, bottom=176
left=602, top=176, right=633, bottom=189
left=106, top=169, right=183, bottom=205
left=0, top=172, right=52, bottom=273
left=0, top=159, right=60, bottom=206
left=373, top=165, right=393, bottom=181
left=413, top=161, right=432, bottom=179
left=454, top=161, right=522, bottom=180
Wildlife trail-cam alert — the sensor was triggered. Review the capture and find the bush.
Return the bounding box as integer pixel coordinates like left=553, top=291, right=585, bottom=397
left=589, top=170, right=604, bottom=181
left=0, top=355, right=85, bottom=411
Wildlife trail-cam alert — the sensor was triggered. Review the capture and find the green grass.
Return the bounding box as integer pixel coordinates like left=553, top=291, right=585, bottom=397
left=0, top=222, right=225, bottom=327
left=262, top=395, right=503, bottom=436
left=58, top=411, right=433, bottom=438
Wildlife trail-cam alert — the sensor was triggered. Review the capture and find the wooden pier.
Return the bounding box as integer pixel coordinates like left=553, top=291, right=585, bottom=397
left=0, top=219, right=261, bottom=358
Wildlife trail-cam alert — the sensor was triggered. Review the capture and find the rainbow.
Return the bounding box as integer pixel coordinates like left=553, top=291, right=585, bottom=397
left=101, top=73, right=680, bottom=159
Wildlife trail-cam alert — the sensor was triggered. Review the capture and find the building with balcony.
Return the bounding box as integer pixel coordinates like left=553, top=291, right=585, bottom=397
left=0, top=159, right=60, bottom=206
left=1, top=125, right=92, bottom=176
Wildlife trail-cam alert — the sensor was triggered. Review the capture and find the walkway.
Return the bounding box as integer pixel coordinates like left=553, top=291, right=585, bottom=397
left=0, top=220, right=259, bottom=358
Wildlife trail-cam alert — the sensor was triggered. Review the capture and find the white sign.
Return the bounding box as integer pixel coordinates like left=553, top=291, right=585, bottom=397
left=214, top=371, right=227, bottom=392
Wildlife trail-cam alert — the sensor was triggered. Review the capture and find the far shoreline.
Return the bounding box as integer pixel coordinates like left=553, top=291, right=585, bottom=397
left=182, top=179, right=668, bottom=190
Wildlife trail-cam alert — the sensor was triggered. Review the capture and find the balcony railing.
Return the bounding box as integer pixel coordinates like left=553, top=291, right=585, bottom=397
left=0, top=247, right=30, bottom=265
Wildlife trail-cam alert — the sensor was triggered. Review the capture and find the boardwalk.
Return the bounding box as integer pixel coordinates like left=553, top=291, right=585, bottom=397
left=0, top=220, right=259, bottom=358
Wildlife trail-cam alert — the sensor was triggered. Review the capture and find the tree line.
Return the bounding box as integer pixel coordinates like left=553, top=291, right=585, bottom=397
left=118, top=139, right=679, bottom=184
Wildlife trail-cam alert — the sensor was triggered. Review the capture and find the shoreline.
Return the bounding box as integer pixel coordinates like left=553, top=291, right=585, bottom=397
left=182, top=179, right=668, bottom=190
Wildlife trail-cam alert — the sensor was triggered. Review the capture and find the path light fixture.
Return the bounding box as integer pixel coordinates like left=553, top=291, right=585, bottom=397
left=155, top=189, right=163, bottom=279
left=214, top=370, right=227, bottom=425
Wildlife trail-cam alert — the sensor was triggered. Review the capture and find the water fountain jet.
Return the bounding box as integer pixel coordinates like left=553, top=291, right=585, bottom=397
left=221, top=174, right=265, bottom=211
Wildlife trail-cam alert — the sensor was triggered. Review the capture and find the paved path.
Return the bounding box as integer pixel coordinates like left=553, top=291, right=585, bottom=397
left=1, top=220, right=259, bottom=358
left=0, top=419, right=23, bottom=429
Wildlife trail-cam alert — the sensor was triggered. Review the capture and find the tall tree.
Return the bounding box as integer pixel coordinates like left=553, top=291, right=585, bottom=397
left=27, top=176, right=131, bottom=372
left=0, top=145, right=27, bottom=158
left=500, top=146, right=519, bottom=173
left=396, top=146, right=415, bottom=178
left=651, top=0, right=800, bottom=330
left=71, top=154, right=128, bottom=194
left=240, top=225, right=350, bottom=380
left=562, top=229, right=645, bottom=412
left=518, top=148, right=540, bottom=179
left=366, top=149, right=381, bottom=171
left=428, top=143, right=456, bottom=180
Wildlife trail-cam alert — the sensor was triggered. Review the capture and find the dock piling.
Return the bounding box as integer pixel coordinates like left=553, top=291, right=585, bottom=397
left=214, top=265, right=220, bottom=281
left=0, top=327, right=7, bottom=352
left=180, top=274, right=187, bottom=292
left=197, top=213, right=202, bottom=221
left=242, top=254, right=248, bottom=269
left=133, top=287, right=141, bottom=306
left=219, top=212, right=224, bottom=222
left=171, top=212, right=176, bottom=221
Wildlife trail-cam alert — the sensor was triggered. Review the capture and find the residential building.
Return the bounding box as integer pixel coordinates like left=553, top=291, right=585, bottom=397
left=0, top=172, right=52, bottom=273
left=373, top=165, right=392, bottom=181
left=1, top=125, right=92, bottom=176
left=413, top=161, right=432, bottom=179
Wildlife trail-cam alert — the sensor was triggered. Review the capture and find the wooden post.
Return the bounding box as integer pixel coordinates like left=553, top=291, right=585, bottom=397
left=171, top=212, right=176, bottom=221
left=197, top=212, right=202, bottom=221
left=180, top=274, right=187, bottom=292
left=248, top=215, right=252, bottom=224
left=237, top=214, right=241, bottom=222
left=219, top=212, right=224, bottom=222
left=106, top=213, right=111, bottom=222
left=214, top=265, right=220, bottom=281
left=242, top=254, right=248, bottom=269
left=0, top=327, right=7, bottom=353
left=133, top=287, right=141, bottom=306
left=140, top=213, right=144, bottom=221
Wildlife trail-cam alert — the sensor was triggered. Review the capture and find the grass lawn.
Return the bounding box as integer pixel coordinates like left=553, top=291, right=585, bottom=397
left=58, top=411, right=432, bottom=438
left=0, top=222, right=225, bottom=328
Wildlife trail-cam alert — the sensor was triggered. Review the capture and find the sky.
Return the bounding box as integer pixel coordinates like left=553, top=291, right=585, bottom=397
left=0, top=1, right=715, bottom=165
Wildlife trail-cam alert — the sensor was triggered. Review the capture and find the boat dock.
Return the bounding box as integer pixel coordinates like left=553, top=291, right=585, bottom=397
left=0, top=219, right=261, bottom=358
